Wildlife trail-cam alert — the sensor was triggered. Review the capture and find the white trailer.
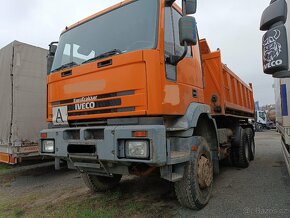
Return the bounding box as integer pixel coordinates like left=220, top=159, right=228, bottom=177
left=260, top=0, right=290, bottom=174
left=0, top=41, right=47, bottom=164
left=274, top=79, right=290, bottom=175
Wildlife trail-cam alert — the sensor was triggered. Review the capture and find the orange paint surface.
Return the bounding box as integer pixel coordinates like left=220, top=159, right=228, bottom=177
left=0, top=153, right=17, bottom=164
left=200, top=39, right=254, bottom=116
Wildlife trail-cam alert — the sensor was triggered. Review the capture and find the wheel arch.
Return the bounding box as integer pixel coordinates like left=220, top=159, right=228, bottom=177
left=193, top=113, right=219, bottom=153
left=165, top=103, right=212, bottom=131
left=165, top=102, right=219, bottom=154
left=165, top=103, right=219, bottom=175
left=193, top=114, right=220, bottom=175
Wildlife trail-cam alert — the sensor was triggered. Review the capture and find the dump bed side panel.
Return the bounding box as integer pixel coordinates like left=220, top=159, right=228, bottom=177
left=200, top=39, right=254, bottom=117
left=0, top=43, right=13, bottom=145
left=11, top=42, right=47, bottom=145
left=222, top=65, right=255, bottom=115
left=201, top=49, right=226, bottom=115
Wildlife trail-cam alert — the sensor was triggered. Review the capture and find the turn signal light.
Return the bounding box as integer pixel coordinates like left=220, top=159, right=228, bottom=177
left=132, top=131, right=148, bottom=138
left=41, top=133, right=47, bottom=139
left=192, top=145, right=198, bottom=151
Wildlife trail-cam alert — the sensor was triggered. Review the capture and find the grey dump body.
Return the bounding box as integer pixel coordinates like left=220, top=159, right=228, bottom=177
left=0, top=41, right=47, bottom=163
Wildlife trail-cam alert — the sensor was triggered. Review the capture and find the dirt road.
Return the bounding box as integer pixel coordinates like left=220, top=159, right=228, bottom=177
left=0, top=131, right=289, bottom=217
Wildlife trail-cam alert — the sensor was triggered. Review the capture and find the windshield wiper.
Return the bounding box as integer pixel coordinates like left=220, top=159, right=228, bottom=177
left=82, top=49, right=123, bottom=64
left=51, top=61, right=79, bottom=73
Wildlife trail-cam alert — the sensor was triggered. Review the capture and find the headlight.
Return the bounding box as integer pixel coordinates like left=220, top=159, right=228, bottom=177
left=42, top=140, right=55, bottom=153
left=125, top=140, right=149, bottom=159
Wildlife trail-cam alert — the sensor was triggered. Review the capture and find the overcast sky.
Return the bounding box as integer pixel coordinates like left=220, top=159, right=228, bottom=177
left=0, top=0, right=273, bottom=106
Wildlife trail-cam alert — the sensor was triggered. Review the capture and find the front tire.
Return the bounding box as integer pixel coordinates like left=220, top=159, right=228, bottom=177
left=81, top=173, right=122, bottom=192
left=175, top=137, right=213, bottom=210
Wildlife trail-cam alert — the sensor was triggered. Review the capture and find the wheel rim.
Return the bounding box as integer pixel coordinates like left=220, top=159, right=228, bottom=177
left=197, top=155, right=213, bottom=189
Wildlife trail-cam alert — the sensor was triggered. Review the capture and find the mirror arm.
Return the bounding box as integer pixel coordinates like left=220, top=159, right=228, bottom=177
left=182, top=0, right=186, bottom=16
left=49, top=41, right=58, bottom=45
left=47, top=41, right=58, bottom=75
left=165, top=0, right=176, bottom=6
left=48, top=41, right=58, bottom=55
left=167, top=42, right=188, bottom=66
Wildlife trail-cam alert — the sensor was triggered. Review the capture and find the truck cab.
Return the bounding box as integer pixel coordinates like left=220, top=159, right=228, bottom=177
left=46, top=0, right=203, bottom=124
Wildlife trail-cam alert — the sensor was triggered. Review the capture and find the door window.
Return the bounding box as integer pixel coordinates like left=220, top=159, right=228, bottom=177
left=164, top=7, right=192, bottom=81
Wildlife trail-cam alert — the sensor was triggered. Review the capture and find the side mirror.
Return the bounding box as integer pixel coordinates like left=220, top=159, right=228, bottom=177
left=262, top=25, right=289, bottom=77
left=47, top=42, right=58, bottom=74
left=260, top=0, right=287, bottom=31
left=49, top=43, right=57, bottom=56
left=179, top=16, right=197, bottom=46
left=185, top=0, right=197, bottom=15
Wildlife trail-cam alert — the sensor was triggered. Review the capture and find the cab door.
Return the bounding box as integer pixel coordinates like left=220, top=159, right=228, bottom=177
left=164, top=6, right=204, bottom=107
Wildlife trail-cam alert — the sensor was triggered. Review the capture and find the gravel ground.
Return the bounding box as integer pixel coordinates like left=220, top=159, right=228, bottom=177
left=0, top=131, right=289, bottom=217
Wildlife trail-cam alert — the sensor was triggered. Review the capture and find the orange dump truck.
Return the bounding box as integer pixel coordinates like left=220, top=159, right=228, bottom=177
left=40, top=0, right=255, bottom=209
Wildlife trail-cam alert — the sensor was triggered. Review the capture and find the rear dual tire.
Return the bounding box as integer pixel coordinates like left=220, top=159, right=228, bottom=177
left=233, top=128, right=255, bottom=168
left=221, top=127, right=255, bottom=168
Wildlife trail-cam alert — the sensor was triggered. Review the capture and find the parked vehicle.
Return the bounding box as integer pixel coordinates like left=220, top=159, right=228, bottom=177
left=255, top=110, right=267, bottom=131
left=260, top=0, right=290, bottom=175
left=40, top=0, right=255, bottom=209
left=0, top=41, right=47, bottom=164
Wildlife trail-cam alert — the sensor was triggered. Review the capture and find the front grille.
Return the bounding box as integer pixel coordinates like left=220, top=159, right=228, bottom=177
left=50, top=90, right=137, bottom=121
left=52, top=91, right=134, bottom=106
left=69, top=119, right=107, bottom=127
left=69, top=108, right=117, bottom=117
left=69, top=107, right=135, bottom=117
left=67, top=99, right=121, bottom=111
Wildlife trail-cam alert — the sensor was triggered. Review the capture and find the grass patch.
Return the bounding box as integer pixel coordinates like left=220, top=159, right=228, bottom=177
left=0, top=184, right=149, bottom=218
left=124, top=201, right=144, bottom=215
left=0, top=200, right=25, bottom=218
left=99, top=191, right=122, bottom=204
left=51, top=203, right=118, bottom=218
left=0, top=192, right=41, bottom=218
left=32, top=190, right=146, bottom=218
left=0, top=164, right=13, bottom=173
left=42, top=193, right=121, bottom=218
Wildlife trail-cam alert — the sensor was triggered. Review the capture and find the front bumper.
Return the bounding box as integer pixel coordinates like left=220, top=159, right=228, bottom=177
left=40, top=125, right=167, bottom=166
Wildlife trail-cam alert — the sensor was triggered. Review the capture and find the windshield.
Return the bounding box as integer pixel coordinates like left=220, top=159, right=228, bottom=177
left=259, top=112, right=266, bottom=120
left=51, top=0, right=159, bottom=73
